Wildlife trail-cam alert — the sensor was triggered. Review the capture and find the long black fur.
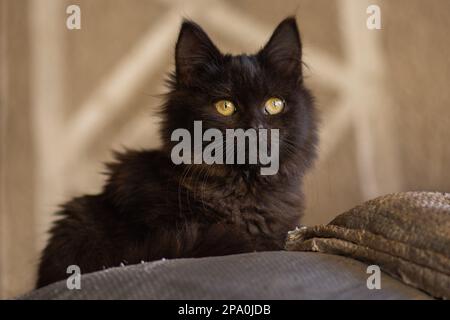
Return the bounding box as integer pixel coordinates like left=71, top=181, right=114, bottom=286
left=36, top=17, right=318, bottom=288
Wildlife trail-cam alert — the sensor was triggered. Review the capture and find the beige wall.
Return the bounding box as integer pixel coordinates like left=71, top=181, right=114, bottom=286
left=1, top=0, right=450, bottom=298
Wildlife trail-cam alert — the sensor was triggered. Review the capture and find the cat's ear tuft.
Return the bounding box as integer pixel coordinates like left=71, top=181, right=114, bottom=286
left=259, top=17, right=302, bottom=76
left=175, top=20, right=222, bottom=86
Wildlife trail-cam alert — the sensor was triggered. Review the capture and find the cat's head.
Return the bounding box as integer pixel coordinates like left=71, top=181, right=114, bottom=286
left=161, top=17, right=318, bottom=177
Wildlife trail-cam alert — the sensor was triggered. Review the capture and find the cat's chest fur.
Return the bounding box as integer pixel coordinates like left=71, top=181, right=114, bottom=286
left=183, top=170, right=303, bottom=239
left=107, top=150, right=303, bottom=252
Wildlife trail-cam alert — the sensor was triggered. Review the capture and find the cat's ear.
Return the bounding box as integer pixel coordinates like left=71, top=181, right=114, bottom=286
left=259, top=17, right=302, bottom=77
left=175, top=20, right=222, bottom=86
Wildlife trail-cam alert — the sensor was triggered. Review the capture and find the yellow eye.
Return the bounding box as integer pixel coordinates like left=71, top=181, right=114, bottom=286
left=264, top=97, right=285, bottom=115
left=215, top=100, right=236, bottom=116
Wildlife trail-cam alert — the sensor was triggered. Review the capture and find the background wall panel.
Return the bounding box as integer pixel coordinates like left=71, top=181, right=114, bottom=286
left=1, top=0, right=449, bottom=298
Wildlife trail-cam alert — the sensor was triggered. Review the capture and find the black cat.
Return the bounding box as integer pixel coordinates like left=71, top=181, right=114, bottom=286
left=36, top=17, right=318, bottom=288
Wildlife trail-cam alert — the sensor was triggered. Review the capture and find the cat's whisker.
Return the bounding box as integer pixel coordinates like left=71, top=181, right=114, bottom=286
left=178, top=164, right=193, bottom=217
left=200, top=166, right=213, bottom=213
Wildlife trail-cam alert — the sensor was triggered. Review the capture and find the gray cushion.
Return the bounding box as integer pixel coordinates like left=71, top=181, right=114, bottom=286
left=21, top=251, right=431, bottom=300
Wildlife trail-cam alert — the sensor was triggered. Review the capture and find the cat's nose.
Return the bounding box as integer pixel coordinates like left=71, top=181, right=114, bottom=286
left=249, top=121, right=264, bottom=130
